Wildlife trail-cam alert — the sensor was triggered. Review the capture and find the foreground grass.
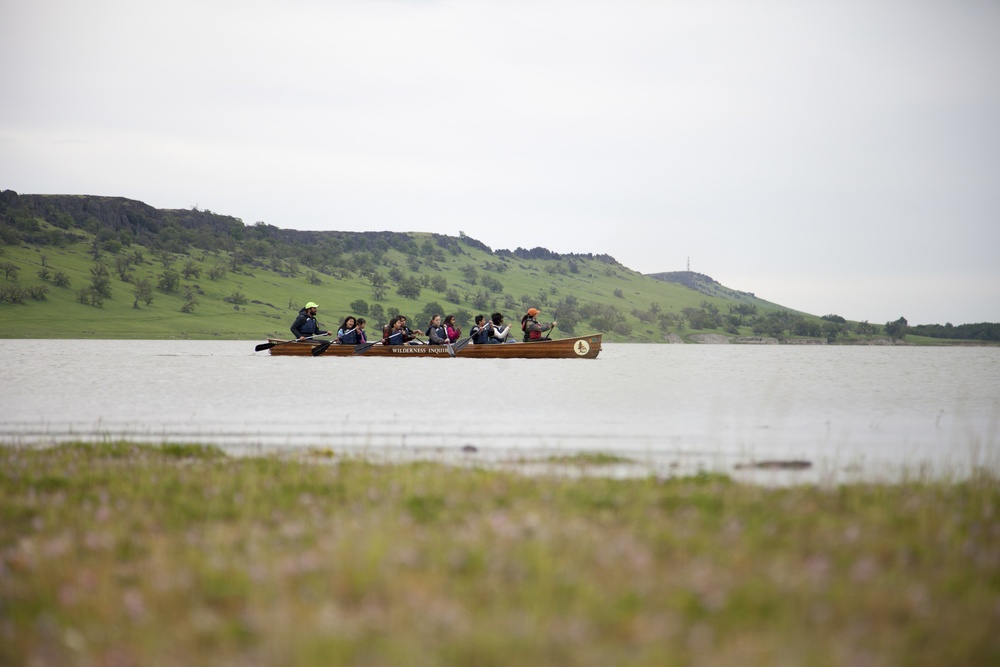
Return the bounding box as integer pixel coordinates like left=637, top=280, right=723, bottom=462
left=1, top=444, right=998, bottom=666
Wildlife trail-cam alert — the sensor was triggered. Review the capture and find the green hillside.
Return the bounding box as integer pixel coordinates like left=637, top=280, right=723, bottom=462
left=0, top=190, right=954, bottom=343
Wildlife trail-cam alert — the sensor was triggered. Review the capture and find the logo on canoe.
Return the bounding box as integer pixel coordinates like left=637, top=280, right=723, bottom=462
left=573, top=340, right=590, bottom=356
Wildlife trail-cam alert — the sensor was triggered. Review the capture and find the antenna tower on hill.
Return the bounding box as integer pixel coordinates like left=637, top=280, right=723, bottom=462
left=687, top=257, right=690, bottom=272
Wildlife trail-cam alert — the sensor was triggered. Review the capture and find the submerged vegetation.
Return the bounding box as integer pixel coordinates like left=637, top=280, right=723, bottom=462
left=2, top=443, right=998, bottom=666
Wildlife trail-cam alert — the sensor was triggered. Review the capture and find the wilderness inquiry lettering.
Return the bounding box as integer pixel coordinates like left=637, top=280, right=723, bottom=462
left=389, top=346, right=452, bottom=354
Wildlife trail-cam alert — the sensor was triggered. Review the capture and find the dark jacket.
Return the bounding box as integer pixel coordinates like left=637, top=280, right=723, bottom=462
left=338, top=328, right=360, bottom=345
left=384, top=329, right=407, bottom=345
left=290, top=308, right=323, bottom=338
left=470, top=323, right=492, bottom=344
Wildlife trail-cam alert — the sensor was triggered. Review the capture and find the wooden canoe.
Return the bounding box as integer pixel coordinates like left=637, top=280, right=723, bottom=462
left=263, top=333, right=602, bottom=359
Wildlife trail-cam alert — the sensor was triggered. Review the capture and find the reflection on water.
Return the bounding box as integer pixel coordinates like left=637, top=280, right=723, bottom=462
left=1, top=340, right=998, bottom=484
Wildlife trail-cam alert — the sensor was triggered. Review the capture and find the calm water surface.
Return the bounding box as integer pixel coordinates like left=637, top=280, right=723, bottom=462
left=1, top=340, right=997, bottom=483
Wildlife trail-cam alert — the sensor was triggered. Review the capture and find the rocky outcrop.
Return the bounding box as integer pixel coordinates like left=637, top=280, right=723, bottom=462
left=854, top=338, right=908, bottom=346
left=688, top=334, right=732, bottom=344
left=689, top=334, right=782, bottom=344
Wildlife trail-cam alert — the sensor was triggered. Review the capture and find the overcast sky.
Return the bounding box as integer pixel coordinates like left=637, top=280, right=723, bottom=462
left=2, top=0, right=998, bottom=325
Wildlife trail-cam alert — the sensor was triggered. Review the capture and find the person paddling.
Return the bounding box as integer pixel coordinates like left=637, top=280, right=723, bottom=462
left=489, top=312, right=514, bottom=343
left=426, top=314, right=449, bottom=345
left=443, top=315, right=461, bottom=344
left=469, top=315, right=493, bottom=344
left=384, top=316, right=424, bottom=345
left=291, top=302, right=332, bottom=341
left=521, top=307, right=556, bottom=342
left=337, top=316, right=360, bottom=345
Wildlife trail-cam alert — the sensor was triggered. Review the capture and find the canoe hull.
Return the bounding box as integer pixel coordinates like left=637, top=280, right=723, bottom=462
left=264, top=334, right=602, bottom=359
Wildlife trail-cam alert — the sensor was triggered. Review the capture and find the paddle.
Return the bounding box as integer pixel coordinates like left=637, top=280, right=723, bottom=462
left=311, top=340, right=334, bottom=356
left=449, top=335, right=475, bottom=356
left=542, top=322, right=557, bottom=340
left=254, top=334, right=325, bottom=352
left=353, top=341, right=381, bottom=356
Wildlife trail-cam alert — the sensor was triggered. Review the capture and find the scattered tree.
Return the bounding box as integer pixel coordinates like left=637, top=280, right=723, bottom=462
left=225, top=291, right=249, bottom=305
left=157, top=269, right=180, bottom=293
left=0, top=285, right=27, bottom=303
left=419, top=302, right=445, bottom=325
left=396, top=276, right=422, bottom=300
left=26, top=284, right=48, bottom=300
left=77, top=287, right=103, bottom=307
left=471, top=290, right=490, bottom=310
left=369, top=271, right=388, bottom=301
left=133, top=277, right=154, bottom=307
left=181, top=288, right=198, bottom=313
left=208, top=263, right=227, bottom=280
left=369, top=303, right=385, bottom=326
left=481, top=275, right=503, bottom=293
left=0, top=262, right=20, bottom=280
left=460, top=264, right=479, bottom=285
left=885, top=316, right=908, bottom=339
left=181, top=260, right=201, bottom=280
left=89, top=263, right=112, bottom=298
left=114, top=255, right=134, bottom=282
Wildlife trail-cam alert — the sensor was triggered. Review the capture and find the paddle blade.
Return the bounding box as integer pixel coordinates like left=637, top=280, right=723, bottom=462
left=254, top=342, right=276, bottom=352
left=311, top=341, right=332, bottom=357
left=451, top=336, right=473, bottom=355
left=353, top=342, right=378, bottom=356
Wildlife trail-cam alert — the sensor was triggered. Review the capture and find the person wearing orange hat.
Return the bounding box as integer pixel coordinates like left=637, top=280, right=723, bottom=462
left=520, top=307, right=557, bottom=342
left=290, top=301, right=333, bottom=341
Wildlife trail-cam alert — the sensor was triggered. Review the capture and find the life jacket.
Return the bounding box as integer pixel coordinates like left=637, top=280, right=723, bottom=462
left=339, top=329, right=359, bottom=345
left=300, top=315, right=319, bottom=336
left=523, top=317, right=542, bottom=341
left=471, top=325, right=491, bottom=345
left=489, top=323, right=508, bottom=343
left=427, top=324, right=447, bottom=345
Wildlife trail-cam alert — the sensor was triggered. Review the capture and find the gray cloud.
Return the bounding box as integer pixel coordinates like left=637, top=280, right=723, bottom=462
left=2, top=0, right=998, bottom=324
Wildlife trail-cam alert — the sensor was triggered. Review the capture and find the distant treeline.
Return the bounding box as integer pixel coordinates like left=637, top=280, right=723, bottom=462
left=908, top=322, right=1000, bottom=342
left=0, top=190, right=618, bottom=269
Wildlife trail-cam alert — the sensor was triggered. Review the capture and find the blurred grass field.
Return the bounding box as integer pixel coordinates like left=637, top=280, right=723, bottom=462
left=2, top=442, right=998, bottom=666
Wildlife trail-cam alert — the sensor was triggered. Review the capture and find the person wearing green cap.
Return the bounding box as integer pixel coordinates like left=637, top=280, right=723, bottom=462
left=290, top=302, right=332, bottom=340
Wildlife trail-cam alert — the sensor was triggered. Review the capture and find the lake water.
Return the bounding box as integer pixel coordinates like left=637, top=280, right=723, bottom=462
left=1, top=340, right=998, bottom=484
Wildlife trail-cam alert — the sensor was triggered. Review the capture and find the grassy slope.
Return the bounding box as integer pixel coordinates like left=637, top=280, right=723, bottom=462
left=0, top=222, right=788, bottom=342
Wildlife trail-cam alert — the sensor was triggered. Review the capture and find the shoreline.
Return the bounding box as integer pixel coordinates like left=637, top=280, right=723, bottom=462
left=3, top=438, right=996, bottom=488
